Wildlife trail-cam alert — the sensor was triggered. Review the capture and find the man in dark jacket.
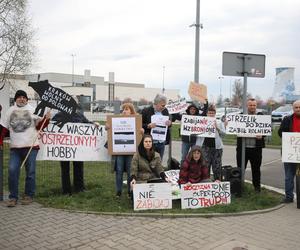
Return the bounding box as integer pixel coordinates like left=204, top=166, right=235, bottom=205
left=141, top=94, right=171, bottom=160
left=236, top=98, right=265, bottom=192
left=278, top=100, right=300, bottom=203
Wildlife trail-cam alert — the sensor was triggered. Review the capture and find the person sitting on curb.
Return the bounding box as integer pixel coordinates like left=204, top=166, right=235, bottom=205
left=178, top=145, right=210, bottom=185
left=130, top=134, right=170, bottom=194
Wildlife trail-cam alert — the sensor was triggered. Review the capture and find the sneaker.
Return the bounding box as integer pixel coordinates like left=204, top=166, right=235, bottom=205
left=7, top=199, right=17, bottom=207
left=281, top=197, right=293, bottom=204
left=20, top=195, right=33, bottom=205
left=116, top=191, right=121, bottom=198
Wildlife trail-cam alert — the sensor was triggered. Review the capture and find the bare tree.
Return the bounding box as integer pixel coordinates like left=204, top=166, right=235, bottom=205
left=231, top=79, right=243, bottom=107
left=0, top=0, right=34, bottom=83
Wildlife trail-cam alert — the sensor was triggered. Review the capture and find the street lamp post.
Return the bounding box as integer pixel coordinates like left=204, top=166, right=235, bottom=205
left=190, top=0, right=203, bottom=83
left=71, top=53, right=76, bottom=86
left=218, top=76, right=224, bottom=98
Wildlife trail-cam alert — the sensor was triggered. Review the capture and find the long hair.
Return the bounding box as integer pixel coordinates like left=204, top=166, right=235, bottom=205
left=187, top=145, right=206, bottom=166
left=121, top=102, right=136, bottom=114
left=138, top=134, right=155, bottom=162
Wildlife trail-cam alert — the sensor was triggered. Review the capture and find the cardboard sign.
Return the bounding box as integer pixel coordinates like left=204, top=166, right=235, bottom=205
left=226, top=114, right=271, bottom=137
left=37, top=122, right=109, bottom=161
left=107, top=114, right=142, bottom=155
left=28, top=80, right=77, bottom=117
left=181, top=182, right=231, bottom=209
left=133, top=183, right=172, bottom=211
left=188, top=82, right=207, bottom=103
left=180, top=115, right=216, bottom=137
left=166, top=98, right=189, bottom=114
left=282, top=132, right=300, bottom=163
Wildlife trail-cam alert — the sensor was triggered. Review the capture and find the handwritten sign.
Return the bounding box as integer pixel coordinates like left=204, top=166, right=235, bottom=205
left=180, top=115, right=216, bottom=137
left=37, top=122, right=109, bottom=161
left=28, top=80, right=77, bottom=117
left=166, top=98, right=189, bottom=114
left=181, top=182, right=231, bottom=209
left=133, top=183, right=172, bottom=211
left=282, top=132, right=300, bottom=163
left=188, top=82, right=207, bottom=103
left=226, top=114, right=271, bottom=137
left=164, top=170, right=181, bottom=199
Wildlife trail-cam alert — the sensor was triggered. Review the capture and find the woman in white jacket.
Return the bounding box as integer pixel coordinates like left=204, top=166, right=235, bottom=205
left=196, top=105, right=227, bottom=180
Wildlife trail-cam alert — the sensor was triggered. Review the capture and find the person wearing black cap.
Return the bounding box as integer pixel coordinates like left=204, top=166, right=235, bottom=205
left=0, top=89, right=51, bottom=207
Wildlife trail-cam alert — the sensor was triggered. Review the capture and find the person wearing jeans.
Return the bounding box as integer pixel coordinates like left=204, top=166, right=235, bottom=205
left=278, top=100, right=300, bottom=203
left=0, top=90, right=50, bottom=207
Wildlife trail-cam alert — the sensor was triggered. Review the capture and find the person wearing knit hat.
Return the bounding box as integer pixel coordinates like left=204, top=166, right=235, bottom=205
left=0, top=89, right=50, bottom=207
left=14, top=90, right=28, bottom=102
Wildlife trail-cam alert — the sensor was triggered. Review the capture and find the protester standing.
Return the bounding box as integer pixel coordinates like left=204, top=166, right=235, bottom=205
left=106, top=103, right=143, bottom=198
left=0, top=90, right=50, bottom=207
left=52, top=108, right=96, bottom=195
left=278, top=100, right=300, bottom=203
left=236, top=98, right=265, bottom=192
left=196, top=104, right=226, bottom=180
left=141, top=94, right=171, bottom=160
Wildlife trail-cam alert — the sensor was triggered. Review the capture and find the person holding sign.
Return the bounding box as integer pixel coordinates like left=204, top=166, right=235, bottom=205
left=130, top=134, right=169, bottom=189
left=236, top=98, right=265, bottom=193
left=0, top=90, right=51, bottom=207
left=105, top=103, right=142, bottom=198
left=196, top=104, right=226, bottom=180
left=278, top=100, right=300, bottom=203
left=141, top=94, right=171, bottom=160
left=52, top=103, right=98, bottom=195
left=178, top=145, right=210, bottom=184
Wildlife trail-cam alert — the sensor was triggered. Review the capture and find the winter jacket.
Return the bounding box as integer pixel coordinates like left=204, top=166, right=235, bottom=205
left=278, top=114, right=294, bottom=137
left=131, top=151, right=165, bottom=182
left=178, top=158, right=209, bottom=184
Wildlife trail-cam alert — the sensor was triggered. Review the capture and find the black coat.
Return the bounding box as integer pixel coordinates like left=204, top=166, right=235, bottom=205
left=141, top=106, right=171, bottom=145
left=278, top=114, right=294, bottom=137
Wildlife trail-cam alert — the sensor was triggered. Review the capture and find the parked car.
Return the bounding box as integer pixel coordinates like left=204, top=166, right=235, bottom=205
left=271, top=105, right=293, bottom=122
left=216, top=107, right=241, bottom=120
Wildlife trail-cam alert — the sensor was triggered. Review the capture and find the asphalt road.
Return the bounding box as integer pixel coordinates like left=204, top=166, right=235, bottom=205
left=163, top=141, right=285, bottom=190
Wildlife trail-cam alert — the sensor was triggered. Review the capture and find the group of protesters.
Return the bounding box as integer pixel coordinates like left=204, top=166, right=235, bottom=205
left=0, top=89, right=299, bottom=207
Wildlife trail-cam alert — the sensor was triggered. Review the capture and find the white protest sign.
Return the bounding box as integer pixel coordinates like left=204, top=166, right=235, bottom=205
left=282, top=132, right=300, bottom=163
left=133, top=183, right=172, bottom=211
left=112, top=116, right=136, bottom=153
left=181, top=182, right=231, bottom=209
left=151, top=115, right=169, bottom=141
left=226, top=114, right=271, bottom=137
left=166, top=98, right=189, bottom=114
left=180, top=115, right=216, bottom=137
left=164, top=170, right=181, bottom=199
left=37, top=123, right=110, bottom=161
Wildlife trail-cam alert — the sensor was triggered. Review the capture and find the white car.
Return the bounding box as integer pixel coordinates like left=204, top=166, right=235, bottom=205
left=271, top=105, right=293, bottom=122
left=216, top=107, right=241, bottom=121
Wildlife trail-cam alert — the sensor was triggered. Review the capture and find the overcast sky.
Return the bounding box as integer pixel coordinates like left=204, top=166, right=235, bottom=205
left=28, top=0, right=300, bottom=102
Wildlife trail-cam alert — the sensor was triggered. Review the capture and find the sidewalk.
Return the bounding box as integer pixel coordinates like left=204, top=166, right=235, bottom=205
left=1, top=201, right=300, bottom=250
